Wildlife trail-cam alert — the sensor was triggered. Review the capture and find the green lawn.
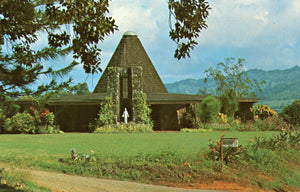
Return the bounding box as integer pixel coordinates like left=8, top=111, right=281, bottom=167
left=0, top=131, right=276, bottom=159
left=0, top=131, right=298, bottom=191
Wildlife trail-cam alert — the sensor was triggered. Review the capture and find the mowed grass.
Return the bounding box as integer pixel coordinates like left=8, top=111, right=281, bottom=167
left=0, top=131, right=276, bottom=159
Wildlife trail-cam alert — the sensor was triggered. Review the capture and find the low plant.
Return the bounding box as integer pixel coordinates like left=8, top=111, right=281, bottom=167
left=206, top=132, right=300, bottom=190
left=210, top=123, right=232, bottom=131
left=61, top=148, right=210, bottom=184
left=248, top=131, right=299, bottom=151
left=180, top=128, right=212, bottom=133
left=0, top=168, right=50, bottom=191
left=206, top=135, right=243, bottom=165
left=70, top=148, right=97, bottom=163
left=94, top=122, right=153, bottom=134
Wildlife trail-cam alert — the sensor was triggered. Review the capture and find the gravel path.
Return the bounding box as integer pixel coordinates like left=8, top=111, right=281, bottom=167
left=29, top=169, right=224, bottom=192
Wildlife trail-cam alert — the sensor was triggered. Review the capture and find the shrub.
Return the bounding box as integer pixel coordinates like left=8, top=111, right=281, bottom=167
left=3, top=104, right=21, bottom=118
left=238, top=120, right=257, bottom=131
left=253, top=103, right=277, bottom=120
left=196, top=96, right=221, bottom=124
left=248, top=131, right=300, bottom=151
left=215, top=112, right=229, bottom=126
left=255, top=115, right=290, bottom=131
left=239, top=115, right=290, bottom=131
left=94, top=122, right=153, bottom=134
left=94, top=97, right=115, bottom=128
left=4, top=111, right=36, bottom=133
left=132, top=92, right=152, bottom=125
left=3, top=107, right=61, bottom=134
left=281, top=99, right=300, bottom=126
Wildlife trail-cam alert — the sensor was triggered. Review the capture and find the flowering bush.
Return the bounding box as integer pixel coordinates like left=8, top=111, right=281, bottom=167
left=3, top=106, right=61, bottom=134
left=215, top=113, right=228, bottom=124
left=4, top=112, right=36, bottom=133
left=239, top=115, right=290, bottom=131
left=39, top=108, right=54, bottom=125
left=253, top=103, right=277, bottom=120
left=255, top=115, right=290, bottom=131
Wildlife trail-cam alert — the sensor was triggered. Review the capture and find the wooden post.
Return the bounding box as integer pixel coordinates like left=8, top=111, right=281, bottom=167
left=221, top=137, right=224, bottom=173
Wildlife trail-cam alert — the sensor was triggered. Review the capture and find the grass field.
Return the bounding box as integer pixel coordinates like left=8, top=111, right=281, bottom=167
left=0, top=131, right=276, bottom=158
left=0, top=131, right=299, bottom=191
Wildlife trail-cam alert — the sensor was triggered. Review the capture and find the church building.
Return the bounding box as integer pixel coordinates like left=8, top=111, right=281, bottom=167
left=49, top=31, right=258, bottom=132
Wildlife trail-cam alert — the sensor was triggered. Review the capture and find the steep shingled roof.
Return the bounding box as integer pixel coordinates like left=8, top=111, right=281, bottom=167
left=93, top=31, right=167, bottom=94
left=46, top=31, right=258, bottom=106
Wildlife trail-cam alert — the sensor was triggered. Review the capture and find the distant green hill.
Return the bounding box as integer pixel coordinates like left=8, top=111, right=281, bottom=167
left=165, top=66, right=300, bottom=112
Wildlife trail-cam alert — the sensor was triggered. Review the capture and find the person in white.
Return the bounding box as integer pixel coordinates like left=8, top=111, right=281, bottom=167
left=122, top=108, right=129, bottom=124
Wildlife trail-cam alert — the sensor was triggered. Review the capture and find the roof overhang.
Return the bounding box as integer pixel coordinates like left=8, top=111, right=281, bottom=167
left=2, top=93, right=259, bottom=106
left=48, top=93, right=108, bottom=106
left=146, top=93, right=205, bottom=105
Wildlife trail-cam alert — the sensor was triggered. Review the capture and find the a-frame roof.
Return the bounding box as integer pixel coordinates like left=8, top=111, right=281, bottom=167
left=45, top=31, right=258, bottom=106
left=93, top=31, right=167, bottom=94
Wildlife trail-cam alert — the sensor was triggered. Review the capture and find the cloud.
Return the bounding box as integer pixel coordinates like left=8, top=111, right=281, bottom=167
left=18, top=0, right=300, bottom=90
left=197, top=0, right=300, bottom=47
left=108, top=0, right=168, bottom=45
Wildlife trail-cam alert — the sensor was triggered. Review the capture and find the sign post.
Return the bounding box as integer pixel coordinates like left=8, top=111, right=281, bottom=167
left=220, top=137, right=238, bottom=172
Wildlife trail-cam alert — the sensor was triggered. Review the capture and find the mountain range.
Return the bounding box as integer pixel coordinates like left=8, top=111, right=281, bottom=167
left=165, top=66, right=300, bottom=112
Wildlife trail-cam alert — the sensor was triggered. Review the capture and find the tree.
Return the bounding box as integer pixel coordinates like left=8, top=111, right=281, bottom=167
left=168, top=0, right=210, bottom=59
left=281, top=100, right=300, bottom=126
left=0, top=0, right=116, bottom=100
left=202, top=58, right=264, bottom=117
left=196, top=95, right=221, bottom=124
left=1, top=0, right=210, bottom=100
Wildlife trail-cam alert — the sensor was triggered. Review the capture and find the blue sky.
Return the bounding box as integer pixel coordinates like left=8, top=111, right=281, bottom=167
left=34, top=0, right=300, bottom=91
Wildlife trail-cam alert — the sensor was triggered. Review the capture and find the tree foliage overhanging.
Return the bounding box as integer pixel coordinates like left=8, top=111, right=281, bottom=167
left=0, top=0, right=117, bottom=100
left=1, top=0, right=211, bottom=100
left=168, top=0, right=210, bottom=59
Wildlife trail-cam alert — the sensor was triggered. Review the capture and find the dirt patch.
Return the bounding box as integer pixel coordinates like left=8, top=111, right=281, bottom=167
left=0, top=163, right=274, bottom=192
left=161, top=180, right=267, bottom=192
left=0, top=164, right=226, bottom=192
left=29, top=169, right=230, bottom=192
